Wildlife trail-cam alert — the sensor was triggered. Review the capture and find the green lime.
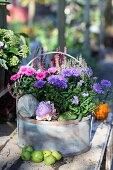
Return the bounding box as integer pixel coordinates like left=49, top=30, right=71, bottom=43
left=52, top=150, right=62, bottom=160
left=22, top=146, right=34, bottom=153
left=43, top=150, right=51, bottom=158
left=21, top=151, right=31, bottom=161
left=31, top=150, right=44, bottom=163
left=44, top=155, right=56, bottom=166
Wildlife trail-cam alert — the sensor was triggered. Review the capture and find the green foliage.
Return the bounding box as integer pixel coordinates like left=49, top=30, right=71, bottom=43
left=0, top=29, right=30, bottom=74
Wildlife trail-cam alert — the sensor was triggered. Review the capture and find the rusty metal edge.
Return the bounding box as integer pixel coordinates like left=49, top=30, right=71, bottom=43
left=62, top=145, right=91, bottom=157
left=18, top=113, right=91, bottom=126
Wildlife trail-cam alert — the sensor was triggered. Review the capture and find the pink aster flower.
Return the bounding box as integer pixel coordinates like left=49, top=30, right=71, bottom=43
left=36, top=71, right=46, bottom=80
left=44, top=71, right=49, bottom=75
left=25, top=68, right=35, bottom=76
left=48, top=67, right=57, bottom=74
left=10, top=74, right=20, bottom=81
left=18, top=66, right=28, bottom=75
left=0, top=41, right=4, bottom=47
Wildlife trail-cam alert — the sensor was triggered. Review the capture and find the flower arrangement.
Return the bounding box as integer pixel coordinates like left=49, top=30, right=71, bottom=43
left=10, top=50, right=113, bottom=121
left=0, top=29, right=30, bottom=73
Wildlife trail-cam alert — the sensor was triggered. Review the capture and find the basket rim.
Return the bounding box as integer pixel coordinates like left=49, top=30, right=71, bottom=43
left=18, top=113, right=91, bottom=125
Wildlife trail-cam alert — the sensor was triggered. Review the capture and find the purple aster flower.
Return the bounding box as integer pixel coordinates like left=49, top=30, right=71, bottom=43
left=57, top=81, right=67, bottom=88
left=101, top=80, right=111, bottom=87
left=47, top=75, right=58, bottom=85
left=57, top=75, right=67, bottom=82
left=73, top=96, right=79, bottom=105
left=48, top=75, right=67, bottom=88
left=71, top=68, right=80, bottom=77
left=82, top=93, right=89, bottom=97
left=77, top=82, right=82, bottom=86
left=57, top=75, right=67, bottom=88
left=36, top=101, right=52, bottom=118
left=61, top=68, right=72, bottom=77
left=83, top=67, right=93, bottom=77
left=93, top=77, right=97, bottom=80
left=80, top=80, right=84, bottom=83
left=93, top=83, right=103, bottom=94
left=34, top=80, right=46, bottom=88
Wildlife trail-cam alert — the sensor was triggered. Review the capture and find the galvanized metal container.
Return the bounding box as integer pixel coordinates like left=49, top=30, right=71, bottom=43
left=17, top=113, right=92, bottom=156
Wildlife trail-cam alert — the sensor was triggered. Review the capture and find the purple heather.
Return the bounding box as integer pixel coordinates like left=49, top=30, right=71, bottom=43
left=101, top=80, right=111, bottom=88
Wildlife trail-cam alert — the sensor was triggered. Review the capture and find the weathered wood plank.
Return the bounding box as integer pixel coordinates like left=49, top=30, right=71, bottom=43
left=105, top=128, right=113, bottom=170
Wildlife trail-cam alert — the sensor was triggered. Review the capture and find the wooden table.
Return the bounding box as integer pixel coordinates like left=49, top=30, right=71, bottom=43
left=0, top=113, right=112, bottom=170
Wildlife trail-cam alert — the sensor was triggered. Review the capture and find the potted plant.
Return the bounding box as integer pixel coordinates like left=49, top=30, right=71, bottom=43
left=9, top=51, right=113, bottom=155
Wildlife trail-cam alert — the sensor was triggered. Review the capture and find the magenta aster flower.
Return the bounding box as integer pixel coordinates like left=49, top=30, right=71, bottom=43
left=25, top=68, right=35, bottom=76
left=101, top=80, right=111, bottom=87
left=73, top=96, right=79, bottom=105
left=0, top=41, right=4, bottom=47
left=93, top=83, right=103, bottom=94
left=44, top=71, right=49, bottom=75
left=48, top=67, right=57, bottom=74
left=36, top=71, right=46, bottom=80
left=34, top=80, right=46, bottom=88
left=18, top=66, right=28, bottom=75
left=10, top=74, right=20, bottom=81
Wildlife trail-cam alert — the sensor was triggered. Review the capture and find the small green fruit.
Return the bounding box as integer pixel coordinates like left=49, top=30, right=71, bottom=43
left=22, top=146, right=34, bottom=153
left=44, top=155, right=56, bottom=165
left=21, top=151, right=31, bottom=161
left=52, top=150, right=62, bottom=160
left=43, top=150, right=51, bottom=158
left=31, top=150, right=44, bottom=163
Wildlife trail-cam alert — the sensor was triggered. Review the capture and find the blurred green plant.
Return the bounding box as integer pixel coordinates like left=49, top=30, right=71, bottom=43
left=0, top=29, right=30, bottom=74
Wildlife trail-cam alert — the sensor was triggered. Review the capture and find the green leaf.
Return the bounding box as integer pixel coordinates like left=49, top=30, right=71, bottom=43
left=9, top=48, right=18, bottom=54
left=13, top=86, right=18, bottom=96
left=19, top=33, right=30, bottom=48
left=78, top=113, right=83, bottom=121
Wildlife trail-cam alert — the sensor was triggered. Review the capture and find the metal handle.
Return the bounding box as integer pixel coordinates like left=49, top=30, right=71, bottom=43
left=26, top=51, right=83, bottom=67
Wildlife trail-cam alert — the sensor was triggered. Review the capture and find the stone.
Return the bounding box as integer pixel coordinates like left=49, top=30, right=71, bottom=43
left=17, top=94, right=39, bottom=117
